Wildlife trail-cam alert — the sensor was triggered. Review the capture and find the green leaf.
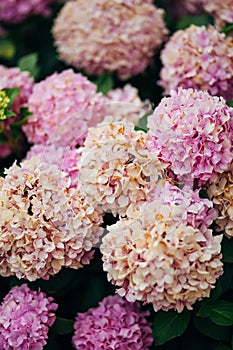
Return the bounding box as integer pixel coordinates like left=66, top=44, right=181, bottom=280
left=4, top=109, right=16, bottom=118
left=53, top=317, right=74, bottom=335
left=44, top=333, right=63, bottom=350
left=193, top=316, right=230, bottom=342
left=0, top=38, right=16, bottom=60
left=221, top=23, right=233, bottom=36
left=32, top=268, right=80, bottom=296
left=3, top=87, right=20, bottom=109
left=220, top=263, right=233, bottom=294
left=210, top=301, right=233, bottom=326
left=196, top=281, right=221, bottom=318
left=94, top=74, right=113, bottom=95
left=18, top=53, right=39, bottom=79
left=175, top=15, right=213, bottom=31
left=197, top=302, right=212, bottom=318
left=11, top=107, right=32, bottom=127
left=135, top=109, right=153, bottom=133
left=10, top=124, right=21, bottom=140
left=226, top=101, right=233, bottom=108
left=153, top=309, right=191, bottom=345
left=221, top=237, right=233, bottom=263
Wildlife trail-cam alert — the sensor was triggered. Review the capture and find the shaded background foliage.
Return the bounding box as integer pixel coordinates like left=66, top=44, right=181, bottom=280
left=0, top=1, right=233, bottom=349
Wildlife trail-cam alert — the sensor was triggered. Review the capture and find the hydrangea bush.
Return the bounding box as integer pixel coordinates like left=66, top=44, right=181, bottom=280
left=0, top=1, right=233, bottom=350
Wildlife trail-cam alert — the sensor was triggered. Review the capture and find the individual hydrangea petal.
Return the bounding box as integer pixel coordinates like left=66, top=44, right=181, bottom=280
left=72, top=295, right=153, bottom=350
left=25, top=144, right=80, bottom=188
left=104, top=84, right=150, bottom=126
left=0, top=156, right=103, bottom=281
left=52, top=0, right=168, bottom=79
left=101, top=184, right=223, bottom=313
left=159, top=25, right=233, bottom=100
left=0, top=0, right=54, bottom=24
left=0, top=284, right=57, bottom=350
left=207, top=162, right=233, bottom=238
left=23, top=69, right=106, bottom=146
left=147, top=88, right=233, bottom=186
left=203, top=0, right=233, bottom=29
left=77, top=120, right=167, bottom=216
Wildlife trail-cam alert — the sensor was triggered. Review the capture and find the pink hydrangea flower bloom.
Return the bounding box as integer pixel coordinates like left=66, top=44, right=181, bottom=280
left=23, top=69, right=106, bottom=147
left=0, top=284, right=57, bottom=350
left=101, top=183, right=223, bottom=313
left=203, top=0, right=233, bottom=29
left=150, top=180, right=217, bottom=234
left=0, top=156, right=103, bottom=281
left=77, top=120, right=167, bottom=216
left=104, top=84, right=150, bottom=126
left=72, top=295, right=153, bottom=350
left=159, top=25, right=233, bottom=100
left=25, top=144, right=80, bottom=188
left=52, top=0, right=168, bottom=79
left=147, top=88, right=233, bottom=186
left=0, top=0, right=54, bottom=24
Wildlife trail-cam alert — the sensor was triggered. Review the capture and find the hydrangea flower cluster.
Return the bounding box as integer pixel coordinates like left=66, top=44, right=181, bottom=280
left=203, top=0, right=233, bottom=29
left=77, top=120, right=167, bottom=216
left=101, top=181, right=223, bottom=313
left=52, top=0, right=168, bottom=79
left=159, top=25, right=233, bottom=100
left=147, top=88, right=233, bottom=186
left=25, top=144, right=80, bottom=188
left=105, top=84, right=150, bottom=126
left=207, top=162, right=233, bottom=238
left=72, top=295, right=153, bottom=350
left=0, top=0, right=54, bottom=24
left=0, top=156, right=103, bottom=281
left=23, top=69, right=105, bottom=146
left=0, top=284, right=57, bottom=350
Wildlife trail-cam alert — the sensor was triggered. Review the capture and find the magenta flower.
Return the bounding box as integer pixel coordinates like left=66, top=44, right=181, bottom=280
left=72, top=295, right=153, bottom=350
left=147, top=88, right=233, bottom=186
left=0, top=284, right=57, bottom=350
